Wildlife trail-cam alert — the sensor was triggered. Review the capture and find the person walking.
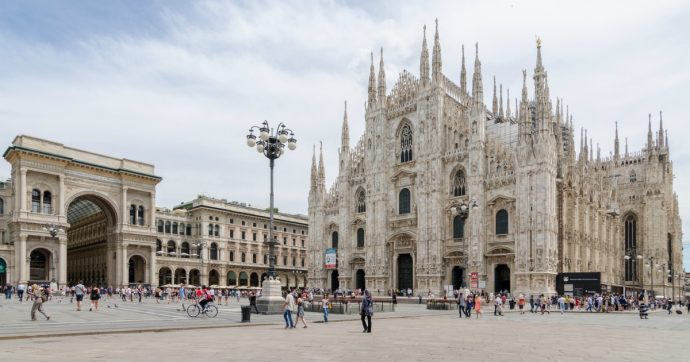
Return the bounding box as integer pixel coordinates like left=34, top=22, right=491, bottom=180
left=360, top=289, right=373, bottom=333
left=518, top=294, right=526, bottom=315
left=465, top=294, right=473, bottom=318
left=558, top=295, right=566, bottom=314
left=474, top=295, right=482, bottom=318
left=322, top=294, right=330, bottom=323
left=295, top=296, right=308, bottom=328
left=249, top=292, right=260, bottom=314
left=28, top=285, right=50, bottom=321
left=74, top=281, right=86, bottom=311
left=638, top=294, right=649, bottom=319
left=89, top=284, right=100, bottom=311
left=17, top=283, right=26, bottom=302
left=494, top=295, right=503, bottom=316
left=4, top=284, right=12, bottom=300
left=282, top=290, right=296, bottom=329
left=457, top=293, right=466, bottom=318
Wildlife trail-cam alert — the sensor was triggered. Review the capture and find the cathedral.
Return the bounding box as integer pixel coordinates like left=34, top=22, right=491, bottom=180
left=307, top=21, right=684, bottom=298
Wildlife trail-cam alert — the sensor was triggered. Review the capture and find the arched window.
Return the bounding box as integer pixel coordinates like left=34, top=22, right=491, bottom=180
left=138, top=206, right=145, bottom=225
left=167, top=240, right=176, bottom=255
left=400, top=124, right=413, bottom=163
left=624, top=215, right=637, bottom=281
left=42, top=191, right=52, bottom=214
left=172, top=222, right=178, bottom=234
left=164, top=221, right=171, bottom=234
left=356, top=189, right=366, bottom=213
left=453, top=215, right=465, bottom=239
left=208, top=224, right=213, bottom=236
left=229, top=251, right=235, bottom=262
left=157, top=220, right=164, bottom=233
left=181, top=242, right=190, bottom=258
left=31, top=189, right=41, bottom=213
left=253, top=253, right=257, bottom=263
left=179, top=223, right=185, bottom=235
left=332, top=231, right=339, bottom=249
left=0, top=198, right=4, bottom=214
left=129, top=205, right=136, bottom=224
left=356, top=228, right=365, bottom=248
left=186, top=224, right=192, bottom=236
left=495, top=210, right=509, bottom=235
left=453, top=170, right=466, bottom=196
left=214, top=225, right=220, bottom=237
left=156, top=239, right=162, bottom=252
left=399, top=188, right=411, bottom=214
left=210, top=243, right=218, bottom=260
left=241, top=252, right=246, bottom=263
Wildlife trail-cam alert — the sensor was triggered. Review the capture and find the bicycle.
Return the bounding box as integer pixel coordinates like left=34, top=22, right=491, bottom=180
left=186, top=301, right=218, bottom=318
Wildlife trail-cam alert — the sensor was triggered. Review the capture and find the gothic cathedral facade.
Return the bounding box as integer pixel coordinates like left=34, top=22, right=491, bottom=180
left=307, top=21, right=683, bottom=297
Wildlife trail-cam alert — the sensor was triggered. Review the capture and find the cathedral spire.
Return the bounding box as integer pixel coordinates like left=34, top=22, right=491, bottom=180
left=614, top=121, right=620, bottom=160
left=658, top=110, right=664, bottom=148
left=647, top=113, right=654, bottom=151
left=518, top=70, right=530, bottom=141
left=420, top=25, right=430, bottom=86
left=625, top=137, right=629, bottom=157
left=460, top=44, right=467, bottom=95
left=318, top=142, right=325, bottom=188
left=506, top=88, right=511, bottom=119
left=432, top=18, right=442, bottom=82
left=471, top=42, right=483, bottom=108
left=596, top=143, right=601, bottom=163
left=589, top=139, right=593, bottom=162
left=341, top=100, right=349, bottom=152
left=492, top=76, right=498, bottom=116
left=310, top=145, right=317, bottom=190
left=666, top=130, right=669, bottom=150
left=367, top=52, right=377, bottom=109
left=499, top=84, right=504, bottom=119
left=378, top=47, right=386, bottom=106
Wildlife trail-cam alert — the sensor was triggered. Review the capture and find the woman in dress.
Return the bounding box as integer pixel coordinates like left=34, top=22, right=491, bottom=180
left=638, top=294, right=649, bottom=319
left=518, top=294, right=526, bottom=315
left=295, top=296, right=308, bottom=328
left=474, top=294, right=482, bottom=318
left=89, top=284, right=100, bottom=311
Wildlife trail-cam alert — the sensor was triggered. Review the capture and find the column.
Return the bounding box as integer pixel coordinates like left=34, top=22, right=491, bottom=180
left=58, top=237, right=67, bottom=287
left=58, top=175, right=66, bottom=219
left=114, top=244, right=123, bottom=286
left=149, top=191, right=156, bottom=229
left=121, top=187, right=128, bottom=226
left=19, top=168, right=27, bottom=212
left=201, top=245, right=208, bottom=285
left=149, top=246, right=156, bottom=286
left=17, top=235, right=27, bottom=283
left=121, top=244, right=129, bottom=286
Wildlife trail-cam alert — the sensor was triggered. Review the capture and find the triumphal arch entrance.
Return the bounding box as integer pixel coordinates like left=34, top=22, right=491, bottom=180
left=4, top=135, right=160, bottom=288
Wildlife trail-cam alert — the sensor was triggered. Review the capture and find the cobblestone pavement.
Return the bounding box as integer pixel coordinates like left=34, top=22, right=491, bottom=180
left=2, top=297, right=688, bottom=361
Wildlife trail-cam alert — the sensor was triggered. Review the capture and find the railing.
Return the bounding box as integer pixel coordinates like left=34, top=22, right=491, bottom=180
left=305, top=297, right=396, bottom=314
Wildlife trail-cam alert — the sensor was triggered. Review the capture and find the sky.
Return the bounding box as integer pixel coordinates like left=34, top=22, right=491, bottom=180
left=1, top=0, right=689, bottom=267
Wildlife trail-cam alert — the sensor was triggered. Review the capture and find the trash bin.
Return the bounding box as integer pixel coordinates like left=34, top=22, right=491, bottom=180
left=241, top=305, right=251, bottom=323
left=509, top=300, right=516, bottom=310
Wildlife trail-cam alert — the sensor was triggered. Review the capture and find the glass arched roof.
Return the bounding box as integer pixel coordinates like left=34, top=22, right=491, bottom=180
left=67, top=198, right=105, bottom=224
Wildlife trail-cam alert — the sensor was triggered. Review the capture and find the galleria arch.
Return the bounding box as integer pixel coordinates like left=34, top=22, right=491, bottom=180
left=2, top=135, right=160, bottom=288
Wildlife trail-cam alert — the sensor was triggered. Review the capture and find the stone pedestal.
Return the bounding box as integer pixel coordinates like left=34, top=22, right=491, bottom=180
left=256, top=277, right=285, bottom=315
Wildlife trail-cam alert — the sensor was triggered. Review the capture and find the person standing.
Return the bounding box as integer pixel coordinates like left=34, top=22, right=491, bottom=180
left=282, top=290, right=296, bottom=329
left=74, top=281, right=86, bottom=311
left=638, top=294, right=649, bottom=319
left=89, top=284, right=100, bottom=311
left=558, top=295, right=566, bottom=314
left=28, top=285, right=50, bottom=321
left=17, top=283, right=26, bottom=302
left=465, top=294, right=473, bottom=318
left=474, top=294, right=482, bottom=318
left=4, top=284, right=12, bottom=300
left=518, top=294, right=526, bottom=315
left=322, top=294, right=330, bottom=323
left=457, top=293, right=465, bottom=318
left=360, top=289, right=373, bottom=333
left=494, top=295, right=503, bottom=316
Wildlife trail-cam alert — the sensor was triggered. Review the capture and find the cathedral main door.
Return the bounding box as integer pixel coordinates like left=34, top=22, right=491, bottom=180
left=494, top=264, right=510, bottom=293
left=356, top=269, right=365, bottom=290
left=397, top=254, right=413, bottom=291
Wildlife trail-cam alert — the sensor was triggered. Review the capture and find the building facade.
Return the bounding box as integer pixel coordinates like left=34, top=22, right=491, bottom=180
left=307, top=22, right=684, bottom=298
left=0, top=135, right=308, bottom=289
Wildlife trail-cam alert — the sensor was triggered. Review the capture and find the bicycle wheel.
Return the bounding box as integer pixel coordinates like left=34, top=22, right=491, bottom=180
left=205, top=305, right=218, bottom=318
left=186, top=303, right=200, bottom=317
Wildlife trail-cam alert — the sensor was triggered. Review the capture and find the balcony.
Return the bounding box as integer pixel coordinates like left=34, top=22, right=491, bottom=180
left=389, top=212, right=417, bottom=229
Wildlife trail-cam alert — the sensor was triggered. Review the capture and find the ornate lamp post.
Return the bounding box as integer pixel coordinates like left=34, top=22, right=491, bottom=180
left=42, top=224, right=64, bottom=286
left=449, top=199, right=478, bottom=289
left=191, top=241, right=208, bottom=286
left=246, top=120, right=297, bottom=313
left=623, top=249, right=642, bottom=297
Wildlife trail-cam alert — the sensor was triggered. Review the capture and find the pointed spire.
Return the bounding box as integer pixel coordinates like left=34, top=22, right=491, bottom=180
left=589, top=139, right=593, bottom=162
left=492, top=76, right=498, bottom=116
left=658, top=110, right=664, bottom=148
left=432, top=18, right=442, bottom=82
left=596, top=143, right=601, bottom=162
left=614, top=121, right=620, bottom=160
left=665, top=130, right=669, bottom=150
left=378, top=47, right=386, bottom=106
left=471, top=42, right=483, bottom=108
left=420, top=25, right=430, bottom=86
left=367, top=52, right=377, bottom=109
left=318, top=141, right=325, bottom=189
left=341, top=100, right=349, bottom=151
left=460, top=44, right=467, bottom=95
left=647, top=113, right=654, bottom=151
left=499, top=84, right=504, bottom=119
left=310, top=144, right=317, bottom=190
left=625, top=137, right=629, bottom=157
left=536, top=35, right=543, bottom=71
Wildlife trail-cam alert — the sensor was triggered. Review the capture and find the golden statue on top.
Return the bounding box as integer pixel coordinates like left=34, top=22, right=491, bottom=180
left=536, top=35, right=542, bottom=48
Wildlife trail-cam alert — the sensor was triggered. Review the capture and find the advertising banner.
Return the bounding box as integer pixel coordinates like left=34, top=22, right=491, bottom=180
left=325, top=248, right=337, bottom=269
left=470, top=272, right=478, bottom=289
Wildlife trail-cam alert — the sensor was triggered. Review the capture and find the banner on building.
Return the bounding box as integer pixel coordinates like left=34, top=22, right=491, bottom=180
left=470, top=272, right=478, bottom=289
left=325, top=248, right=337, bottom=269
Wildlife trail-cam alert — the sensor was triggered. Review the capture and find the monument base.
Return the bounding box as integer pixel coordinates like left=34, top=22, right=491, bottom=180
left=256, top=277, right=285, bottom=315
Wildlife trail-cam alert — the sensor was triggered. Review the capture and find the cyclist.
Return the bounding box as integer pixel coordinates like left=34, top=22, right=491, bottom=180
left=198, top=285, right=213, bottom=312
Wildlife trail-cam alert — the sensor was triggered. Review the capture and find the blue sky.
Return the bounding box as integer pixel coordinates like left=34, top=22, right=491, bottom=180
left=1, top=0, right=689, bottom=268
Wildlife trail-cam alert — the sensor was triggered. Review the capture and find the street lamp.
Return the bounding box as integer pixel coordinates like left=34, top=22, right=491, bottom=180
left=42, top=224, right=64, bottom=285
left=246, top=120, right=297, bottom=314
left=191, top=241, right=207, bottom=286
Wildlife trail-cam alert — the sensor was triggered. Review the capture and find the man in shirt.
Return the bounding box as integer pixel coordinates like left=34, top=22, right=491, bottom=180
left=494, top=295, right=503, bottom=316
left=17, top=283, right=26, bottom=302
left=283, top=289, right=296, bottom=329
left=74, top=281, right=86, bottom=311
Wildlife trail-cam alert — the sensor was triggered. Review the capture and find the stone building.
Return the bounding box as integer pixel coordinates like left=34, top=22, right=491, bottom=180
left=307, top=21, right=683, bottom=298
left=0, top=135, right=308, bottom=289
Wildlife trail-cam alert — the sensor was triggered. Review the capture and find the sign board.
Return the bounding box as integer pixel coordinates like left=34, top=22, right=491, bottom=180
left=556, top=272, right=601, bottom=296
left=324, top=248, right=337, bottom=269
left=478, top=281, right=486, bottom=289
left=444, top=285, right=454, bottom=297
left=470, top=272, right=478, bottom=289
